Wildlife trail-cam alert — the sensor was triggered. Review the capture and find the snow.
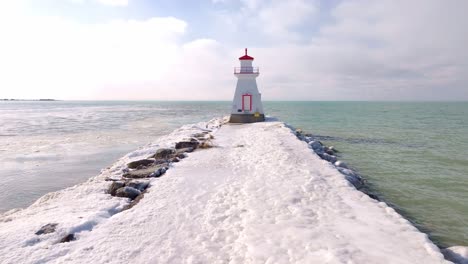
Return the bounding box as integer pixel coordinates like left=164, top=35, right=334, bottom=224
left=0, top=118, right=458, bottom=263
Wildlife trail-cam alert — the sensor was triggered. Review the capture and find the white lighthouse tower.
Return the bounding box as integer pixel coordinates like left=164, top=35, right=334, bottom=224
left=229, top=48, right=265, bottom=123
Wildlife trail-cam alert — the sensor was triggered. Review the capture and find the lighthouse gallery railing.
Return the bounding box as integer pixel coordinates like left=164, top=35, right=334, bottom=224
left=234, top=67, right=259, bottom=74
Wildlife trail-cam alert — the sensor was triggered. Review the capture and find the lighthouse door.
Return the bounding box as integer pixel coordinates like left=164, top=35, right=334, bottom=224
left=242, top=94, right=252, bottom=112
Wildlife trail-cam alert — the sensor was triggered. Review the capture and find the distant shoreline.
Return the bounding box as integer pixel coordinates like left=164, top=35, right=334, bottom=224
left=0, top=99, right=58, bottom=101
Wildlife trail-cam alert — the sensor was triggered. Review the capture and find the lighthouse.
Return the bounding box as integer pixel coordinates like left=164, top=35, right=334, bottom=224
left=229, top=48, right=265, bottom=123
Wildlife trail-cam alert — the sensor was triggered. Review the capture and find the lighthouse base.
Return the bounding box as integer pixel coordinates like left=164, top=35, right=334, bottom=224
left=229, top=114, right=265, bottom=123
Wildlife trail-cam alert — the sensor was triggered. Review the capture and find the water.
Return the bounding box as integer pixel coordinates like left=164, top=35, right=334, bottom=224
left=0, top=101, right=467, bottom=248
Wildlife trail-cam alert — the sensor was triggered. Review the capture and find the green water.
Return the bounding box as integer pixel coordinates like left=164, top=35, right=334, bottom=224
left=266, top=102, right=468, bottom=248
left=1, top=101, right=466, bottom=248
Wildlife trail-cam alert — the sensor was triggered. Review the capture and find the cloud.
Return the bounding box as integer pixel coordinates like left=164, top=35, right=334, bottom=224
left=96, top=0, right=128, bottom=6
left=68, top=0, right=129, bottom=6
left=0, top=16, right=195, bottom=99
left=1, top=0, right=467, bottom=101
left=215, top=0, right=468, bottom=100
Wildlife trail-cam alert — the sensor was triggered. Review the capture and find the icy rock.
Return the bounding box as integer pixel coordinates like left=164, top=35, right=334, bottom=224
left=126, top=181, right=149, bottom=192
left=108, top=181, right=125, bottom=196
left=309, top=141, right=324, bottom=152
left=335, top=160, right=349, bottom=169
left=123, top=165, right=167, bottom=179
left=150, top=148, right=175, bottom=160
left=175, top=141, right=199, bottom=150
left=324, top=146, right=335, bottom=155
left=338, top=168, right=363, bottom=189
left=442, top=246, right=468, bottom=264
left=35, top=223, right=58, bottom=235
left=149, top=167, right=167, bottom=178
left=193, top=132, right=209, bottom=140
left=176, top=147, right=194, bottom=154
left=60, top=234, right=75, bottom=243
left=127, top=159, right=155, bottom=169
left=319, top=153, right=338, bottom=164
left=115, top=187, right=141, bottom=200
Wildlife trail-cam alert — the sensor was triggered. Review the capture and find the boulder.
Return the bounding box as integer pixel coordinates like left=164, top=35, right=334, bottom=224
left=35, top=223, right=58, bottom=235
left=442, top=246, right=468, bottom=264
left=149, top=167, right=167, bottom=178
left=127, top=159, right=155, bottom=169
left=345, top=174, right=363, bottom=189
left=175, top=141, right=199, bottom=150
left=150, top=148, right=175, bottom=159
left=115, top=186, right=141, bottom=200
left=309, top=141, right=324, bottom=153
left=108, top=181, right=125, bottom=196
left=323, top=146, right=336, bottom=155
left=319, top=153, right=337, bottom=163
left=123, top=165, right=161, bottom=179
left=334, top=160, right=349, bottom=169
left=337, top=168, right=363, bottom=189
left=337, top=167, right=356, bottom=177
left=176, top=147, right=194, bottom=154
left=126, top=180, right=149, bottom=192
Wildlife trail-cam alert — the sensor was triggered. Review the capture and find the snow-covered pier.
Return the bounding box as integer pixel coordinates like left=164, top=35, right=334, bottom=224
left=0, top=118, right=460, bottom=263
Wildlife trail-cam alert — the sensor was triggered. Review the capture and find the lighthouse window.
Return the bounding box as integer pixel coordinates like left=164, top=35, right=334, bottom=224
left=238, top=109, right=242, bottom=112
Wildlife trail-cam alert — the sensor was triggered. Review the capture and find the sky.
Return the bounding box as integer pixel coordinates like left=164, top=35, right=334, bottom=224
left=0, top=0, right=467, bottom=101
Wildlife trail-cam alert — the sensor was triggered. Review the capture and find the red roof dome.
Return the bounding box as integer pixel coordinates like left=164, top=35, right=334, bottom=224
left=239, top=48, right=254, bottom=60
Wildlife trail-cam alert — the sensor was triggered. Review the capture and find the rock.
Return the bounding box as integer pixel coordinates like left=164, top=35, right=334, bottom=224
left=367, top=193, right=380, bottom=201
left=176, top=147, right=194, bottom=154
left=193, top=132, right=209, bottom=140
left=60, top=233, right=75, bottom=243
left=346, top=175, right=360, bottom=186
left=177, top=153, right=187, bottom=159
left=199, top=141, right=214, bottom=149
left=35, top=223, right=58, bottom=235
left=329, top=146, right=338, bottom=153
left=171, top=157, right=180, bottom=163
left=324, top=146, right=335, bottom=155
left=115, top=186, right=141, bottom=200
left=338, top=168, right=363, bottom=189
left=127, top=159, right=154, bottom=169
left=150, top=148, right=175, bottom=159
left=123, top=164, right=168, bottom=179
left=337, top=167, right=356, bottom=177
left=108, top=181, right=125, bottom=196
left=149, top=167, right=167, bottom=178
left=104, top=177, right=121, bottom=182
left=175, top=141, right=199, bottom=150
left=334, top=160, right=349, bottom=169
left=319, top=153, right=337, bottom=163
left=126, top=180, right=149, bottom=192
left=442, top=246, right=468, bottom=264
left=309, top=140, right=324, bottom=153
left=123, top=192, right=146, bottom=211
